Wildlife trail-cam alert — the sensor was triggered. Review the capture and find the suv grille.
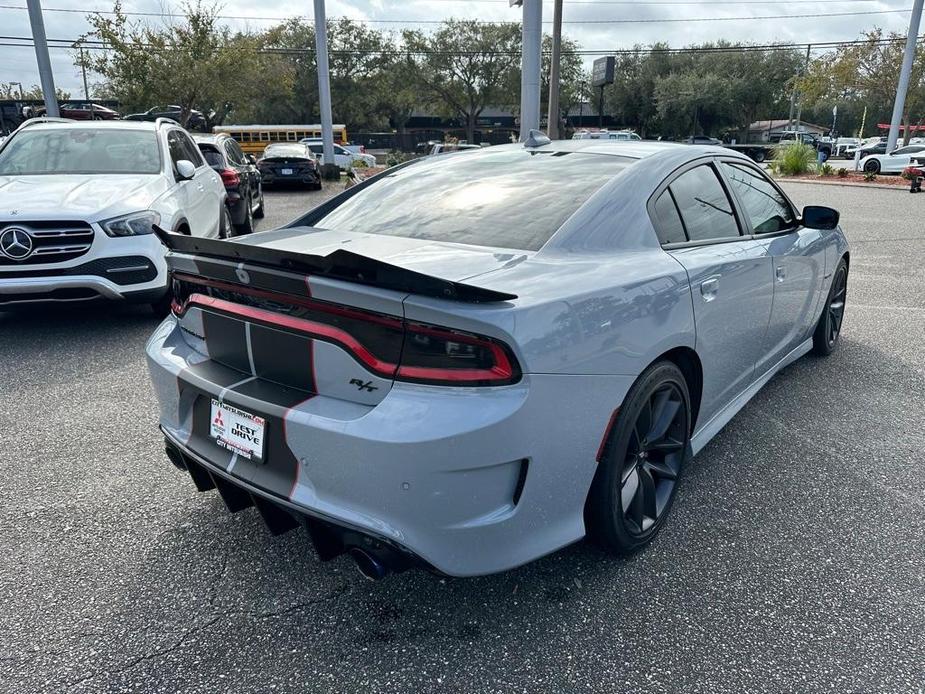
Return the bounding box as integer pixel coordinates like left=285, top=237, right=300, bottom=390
left=0, top=221, right=94, bottom=266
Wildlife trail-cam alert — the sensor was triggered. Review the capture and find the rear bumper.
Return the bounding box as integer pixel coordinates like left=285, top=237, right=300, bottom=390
left=261, top=171, right=319, bottom=186
left=146, top=316, right=634, bottom=576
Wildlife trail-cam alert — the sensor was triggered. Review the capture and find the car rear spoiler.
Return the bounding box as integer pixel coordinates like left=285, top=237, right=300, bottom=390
left=152, top=226, right=517, bottom=303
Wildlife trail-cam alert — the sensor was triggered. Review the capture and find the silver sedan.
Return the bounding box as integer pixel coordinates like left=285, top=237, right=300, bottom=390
left=146, top=137, right=849, bottom=578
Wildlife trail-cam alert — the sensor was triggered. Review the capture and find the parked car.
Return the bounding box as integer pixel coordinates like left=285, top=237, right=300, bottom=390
left=415, top=139, right=442, bottom=155
left=777, top=132, right=834, bottom=161
left=684, top=135, right=723, bottom=146
left=148, top=136, right=849, bottom=579
left=302, top=140, right=377, bottom=169
left=858, top=144, right=925, bottom=174
left=833, top=137, right=861, bottom=158
left=574, top=129, right=642, bottom=141
left=258, top=142, right=320, bottom=189
left=34, top=103, right=120, bottom=120
left=195, top=133, right=264, bottom=235
left=300, top=137, right=366, bottom=156
left=0, top=119, right=226, bottom=312
left=430, top=143, right=482, bottom=155
left=124, top=105, right=207, bottom=131
left=844, top=137, right=886, bottom=159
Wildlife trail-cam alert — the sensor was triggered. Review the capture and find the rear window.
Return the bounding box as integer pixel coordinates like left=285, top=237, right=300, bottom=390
left=198, top=144, right=225, bottom=168
left=312, top=149, right=632, bottom=251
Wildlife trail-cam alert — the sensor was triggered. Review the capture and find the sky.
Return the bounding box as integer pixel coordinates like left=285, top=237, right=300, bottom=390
left=0, top=0, right=917, bottom=96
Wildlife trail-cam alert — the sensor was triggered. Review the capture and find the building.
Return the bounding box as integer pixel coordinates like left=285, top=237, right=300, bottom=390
left=747, top=119, right=828, bottom=143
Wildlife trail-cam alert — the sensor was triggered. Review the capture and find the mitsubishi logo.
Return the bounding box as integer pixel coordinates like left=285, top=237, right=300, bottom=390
left=0, top=227, right=33, bottom=260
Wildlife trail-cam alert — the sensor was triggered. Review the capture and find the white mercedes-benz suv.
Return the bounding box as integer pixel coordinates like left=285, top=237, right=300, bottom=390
left=0, top=118, right=226, bottom=312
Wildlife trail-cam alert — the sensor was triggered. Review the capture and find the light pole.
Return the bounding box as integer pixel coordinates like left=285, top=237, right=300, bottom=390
left=886, top=0, right=925, bottom=151
left=513, top=0, right=542, bottom=140
left=26, top=0, right=59, bottom=117
left=313, top=0, right=337, bottom=179
left=546, top=0, right=563, bottom=139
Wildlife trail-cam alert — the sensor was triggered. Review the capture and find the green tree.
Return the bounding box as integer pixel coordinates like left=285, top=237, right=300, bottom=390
left=403, top=20, right=522, bottom=142
left=0, top=83, right=71, bottom=101
left=76, top=1, right=285, bottom=128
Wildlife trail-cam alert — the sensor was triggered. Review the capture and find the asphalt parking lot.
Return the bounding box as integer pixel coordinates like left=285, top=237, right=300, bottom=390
left=2, top=181, right=924, bottom=694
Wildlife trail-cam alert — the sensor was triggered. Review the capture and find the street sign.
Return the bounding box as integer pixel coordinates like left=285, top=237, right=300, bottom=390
left=591, top=56, right=615, bottom=88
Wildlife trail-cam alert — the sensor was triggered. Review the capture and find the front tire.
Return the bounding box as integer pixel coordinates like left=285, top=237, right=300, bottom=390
left=864, top=159, right=881, bottom=174
left=812, top=258, right=848, bottom=356
left=752, top=149, right=766, bottom=163
left=586, top=361, right=691, bottom=555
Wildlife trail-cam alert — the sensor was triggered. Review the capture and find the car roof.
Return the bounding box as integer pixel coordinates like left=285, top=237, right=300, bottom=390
left=17, top=119, right=162, bottom=132
left=192, top=133, right=228, bottom=145
left=263, top=143, right=310, bottom=155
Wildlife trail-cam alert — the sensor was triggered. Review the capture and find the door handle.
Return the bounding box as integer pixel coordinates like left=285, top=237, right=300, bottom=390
left=700, top=277, right=719, bottom=301
left=775, top=265, right=786, bottom=282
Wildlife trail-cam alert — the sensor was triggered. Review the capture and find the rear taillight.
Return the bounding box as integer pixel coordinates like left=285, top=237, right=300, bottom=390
left=360, top=145, right=366, bottom=153
left=171, top=275, right=520, bottom=387
left=220, top=168, right=240, bottom=186
left=397, top=322, right=517, bottom=386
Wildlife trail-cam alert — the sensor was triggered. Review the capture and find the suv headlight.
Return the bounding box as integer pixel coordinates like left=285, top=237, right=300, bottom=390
left=100, top=211, right=161, bottom=237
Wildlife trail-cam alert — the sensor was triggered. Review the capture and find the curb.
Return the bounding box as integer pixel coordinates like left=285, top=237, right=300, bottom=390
left=773, top=177, right=908, bottom=192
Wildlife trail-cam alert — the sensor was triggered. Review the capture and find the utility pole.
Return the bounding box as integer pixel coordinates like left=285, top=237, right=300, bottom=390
left=546, top=0, right=563, bottom=139
left=887, top=0, right=925, bottom=152
left=789, top=43, right=811, bottom=132
left=26, top=0, right=59, bottom=117
left=79, top=46, right=95, bottom=119
left=313, top=0, right=337, bottom=179
left=515, top=0, right=542, bottom=140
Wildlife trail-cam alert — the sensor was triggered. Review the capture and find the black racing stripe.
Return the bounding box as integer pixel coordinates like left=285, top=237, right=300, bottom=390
left=249, top=323, right=316, bottom=393
left=200, top=310, right=251, bottom=375
left=184, top=359, right=248, bottom=388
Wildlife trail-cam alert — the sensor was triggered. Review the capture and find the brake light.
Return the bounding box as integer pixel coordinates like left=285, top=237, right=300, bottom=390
left=219, top=168, right=240, bottom=186
left=171, top=274, right=521, bottom=387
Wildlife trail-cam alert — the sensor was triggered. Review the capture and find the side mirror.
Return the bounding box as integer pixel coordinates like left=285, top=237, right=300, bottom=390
left=176, top=159, right=196, bottom=180
left=801, top=205, right=840, bottom=230
left=247, top=154, right=257, bottom=165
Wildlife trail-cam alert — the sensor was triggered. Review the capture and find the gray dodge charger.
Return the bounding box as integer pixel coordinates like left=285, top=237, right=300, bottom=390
left=146, top=136, right=849, bottom=579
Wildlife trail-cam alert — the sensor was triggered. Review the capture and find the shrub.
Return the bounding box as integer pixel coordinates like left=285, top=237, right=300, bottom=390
left=901, top=165, right=923, bottom=180
left=863, top=170, right=877, bottom=182
left=837, top=168, right=849, bottom=178
left=819, top=163, right=835, bottom=177
left=772, top=141, right=816, bottom=176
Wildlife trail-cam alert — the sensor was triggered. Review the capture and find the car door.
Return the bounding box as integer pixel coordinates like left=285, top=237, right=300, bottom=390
left=884, top=146, right=925, bottom=172
left=181, top=130, right=222, bottom=236
left=655, top=161, right=774, bottom=427
left=167, top=129, right=218, bottom=237
left=719, top=160, right=827, bottom=374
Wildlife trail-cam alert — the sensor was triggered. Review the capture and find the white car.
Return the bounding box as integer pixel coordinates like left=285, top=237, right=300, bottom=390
left=300, top=139, right=376, bottom=168
left=572, top=129, right=642, bottom=141
left=859, top=144, right=925, bottom=174
left=0, top=118, right=226, bottom=312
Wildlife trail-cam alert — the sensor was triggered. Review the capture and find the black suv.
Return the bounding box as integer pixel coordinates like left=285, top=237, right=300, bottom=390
left=125, top=105, right=207, bottom=131
left=194, top=134, right=264, bottom=235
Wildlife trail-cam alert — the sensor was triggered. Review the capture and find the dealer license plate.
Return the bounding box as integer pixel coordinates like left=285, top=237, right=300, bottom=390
left=209, top=399, right=266, bottom=462
left=281, top=168, right=294, bottom=175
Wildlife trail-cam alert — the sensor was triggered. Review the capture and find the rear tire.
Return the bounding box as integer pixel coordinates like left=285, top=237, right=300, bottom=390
left=235, top=196, right=255, bottom=235
left=812, top=258, right=848, bottom=356
left=219, top=206, right=233, bottom=239
left=253, top=188, right=265, bottom=219
left=752, top=149, right=766, bottom=163
left=586, top=361, right=691, bottom=555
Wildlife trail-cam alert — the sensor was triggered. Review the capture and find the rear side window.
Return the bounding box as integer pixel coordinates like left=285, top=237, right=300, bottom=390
left=311, top=149, right=632, bottom=251
left=652, top=190, right=687, bottom=245
left=668, top=165, right=740, bottom=242
left=721, top=162, right=794, bottom=234
left=199, top=145, right=224, bottom=168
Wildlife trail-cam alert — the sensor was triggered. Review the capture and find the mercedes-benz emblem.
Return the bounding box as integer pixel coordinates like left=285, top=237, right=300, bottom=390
left=0, top=227, right=34, bottom=260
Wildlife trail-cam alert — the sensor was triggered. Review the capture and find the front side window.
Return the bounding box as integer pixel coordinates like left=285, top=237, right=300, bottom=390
left=311, top=149, right=631, bottom=251
left=668, top=165, right=740, bottom=242
left=0, top=128, right=161, bottom=175
left=721, top=162, right=794, bottom=234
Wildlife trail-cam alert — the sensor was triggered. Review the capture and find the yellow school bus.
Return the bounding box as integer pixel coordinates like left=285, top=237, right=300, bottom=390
left=212, top=124, right=348, bottom=155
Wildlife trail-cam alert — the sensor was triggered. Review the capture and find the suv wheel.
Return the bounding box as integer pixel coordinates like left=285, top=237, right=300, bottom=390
left=236, top=196, right=255, bottom=235
left=253, top=188, right=265, bottom=219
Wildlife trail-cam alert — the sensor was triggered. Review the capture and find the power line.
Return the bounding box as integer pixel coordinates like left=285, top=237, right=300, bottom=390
left=1, top=34, right=918, bottom=57
left=0, top=3, right=913, bottom=24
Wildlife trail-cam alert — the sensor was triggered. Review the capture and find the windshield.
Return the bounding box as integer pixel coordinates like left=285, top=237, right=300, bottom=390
left=0, top=128, right=161, bottom=175
left=312, top=148, right=632, bottom=251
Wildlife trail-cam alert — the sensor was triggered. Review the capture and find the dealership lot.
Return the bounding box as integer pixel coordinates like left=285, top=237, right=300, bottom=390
left=1, top=182, right=923, bottom=693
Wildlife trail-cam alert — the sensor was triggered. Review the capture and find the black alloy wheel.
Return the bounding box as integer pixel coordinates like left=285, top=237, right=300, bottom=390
left=587, top=361, right=691, bottom=554
left=254, top=187, right=265, bottom=219
left=864, top=159, right=880, bottom=174
left=812, top=258, right=848, bottom=355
